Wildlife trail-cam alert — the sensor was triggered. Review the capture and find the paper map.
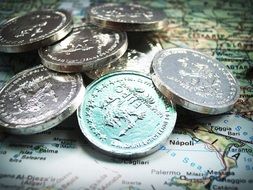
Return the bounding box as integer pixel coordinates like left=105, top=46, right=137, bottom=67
left=0, top=0, right=252, bottom=189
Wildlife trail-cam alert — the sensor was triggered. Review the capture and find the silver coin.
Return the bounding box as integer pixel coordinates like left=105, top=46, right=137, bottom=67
left=77, top=71, right=177, bottom=158
left=0, top=10, right=73, bottom=53
left=88, top=3, right=168, bottom=31
left=0, top=65, right=84, bottom=134
left=85, top=32, right=162, bottom=79
left=39, top=25, right=128, bottom=73
left=151, top=48, right=240, bottom=114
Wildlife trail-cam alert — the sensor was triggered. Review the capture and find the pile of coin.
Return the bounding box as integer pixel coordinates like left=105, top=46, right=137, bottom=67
left=0, top=3, right=240, bottom=158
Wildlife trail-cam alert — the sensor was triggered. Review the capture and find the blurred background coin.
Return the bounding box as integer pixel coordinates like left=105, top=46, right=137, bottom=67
left=85, top=32, right=162, bottom=79
left=88, top=3, right=168, bottom=31
left=39, top=25, right=127, bottom=73
left=0, top=65, right=84, bottom=135
left=151, top=48, right=240, bottom=115
left=77, top=71, right=177, bottom=158
left=0, top=9, right=73, bottom=53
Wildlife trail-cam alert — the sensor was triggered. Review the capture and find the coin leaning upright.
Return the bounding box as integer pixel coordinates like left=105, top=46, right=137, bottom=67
left=88, top=3, right=168, bottom=31
left=77, top=71, right=177, bottom=158
left=0, top=65, right=84, bottom=135
left=0, top=9, right=73, bottom=53
left=151, top=48, right=240, bottom=114
left=39, top=25, right=128, bottom=73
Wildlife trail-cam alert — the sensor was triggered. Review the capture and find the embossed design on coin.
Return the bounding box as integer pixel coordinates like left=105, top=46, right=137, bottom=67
left=0, top=10, right=73, bottom=53
left=88, top=3, right=168, bottom=31
left=151, top=48, right=240, bottom=114
left=77, top=71, right=177, bottom=157
left=39, top=25, right=127, bottom=73
left=0, top=65, right=84, bottom=134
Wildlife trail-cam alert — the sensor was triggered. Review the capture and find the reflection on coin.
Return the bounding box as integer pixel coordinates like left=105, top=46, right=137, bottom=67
left=151, top=48, right=240, bottom=114
left=85, top=32, right=162, bottom=79
left=0, top=65, right=84, bottom=134
left=77, top=71, right=177, bottom=158
left=0, top=10, right=73, bottom=53
left=39, top=25, right=127, bottom=73
left=88, top=3, right=168, bottom=31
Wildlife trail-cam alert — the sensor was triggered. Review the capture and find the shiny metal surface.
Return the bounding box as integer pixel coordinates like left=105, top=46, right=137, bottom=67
left=0, top=9, right=73, bottom=53
left=88, top=3, right=168, bottom=31
left=85, top=32, right=162, bottom=79
left=77, top=71, right=177, bottom=158
left=0, top=65, right=84, bottom=134
left=151, top=48, right=240, bottom=114
left=39, top=25, right=127, bottom=73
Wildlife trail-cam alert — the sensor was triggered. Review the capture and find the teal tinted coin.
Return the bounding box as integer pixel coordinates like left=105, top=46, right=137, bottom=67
left=77, top=71, right=177, bottom=158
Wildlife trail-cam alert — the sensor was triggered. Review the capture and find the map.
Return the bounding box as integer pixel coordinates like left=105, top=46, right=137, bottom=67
left=0, top=0, right=253, bottom=189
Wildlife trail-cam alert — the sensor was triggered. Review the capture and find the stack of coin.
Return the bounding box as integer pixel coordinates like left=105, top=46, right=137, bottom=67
left=0, top=9, right=86, bottom=135
left=0, top=3, right=240, bottom=158
left=84, top=3, right=168, bottom=78
left=77, top=3, right=240, bottom=158
left=76, top=3, right=176, bottom=158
